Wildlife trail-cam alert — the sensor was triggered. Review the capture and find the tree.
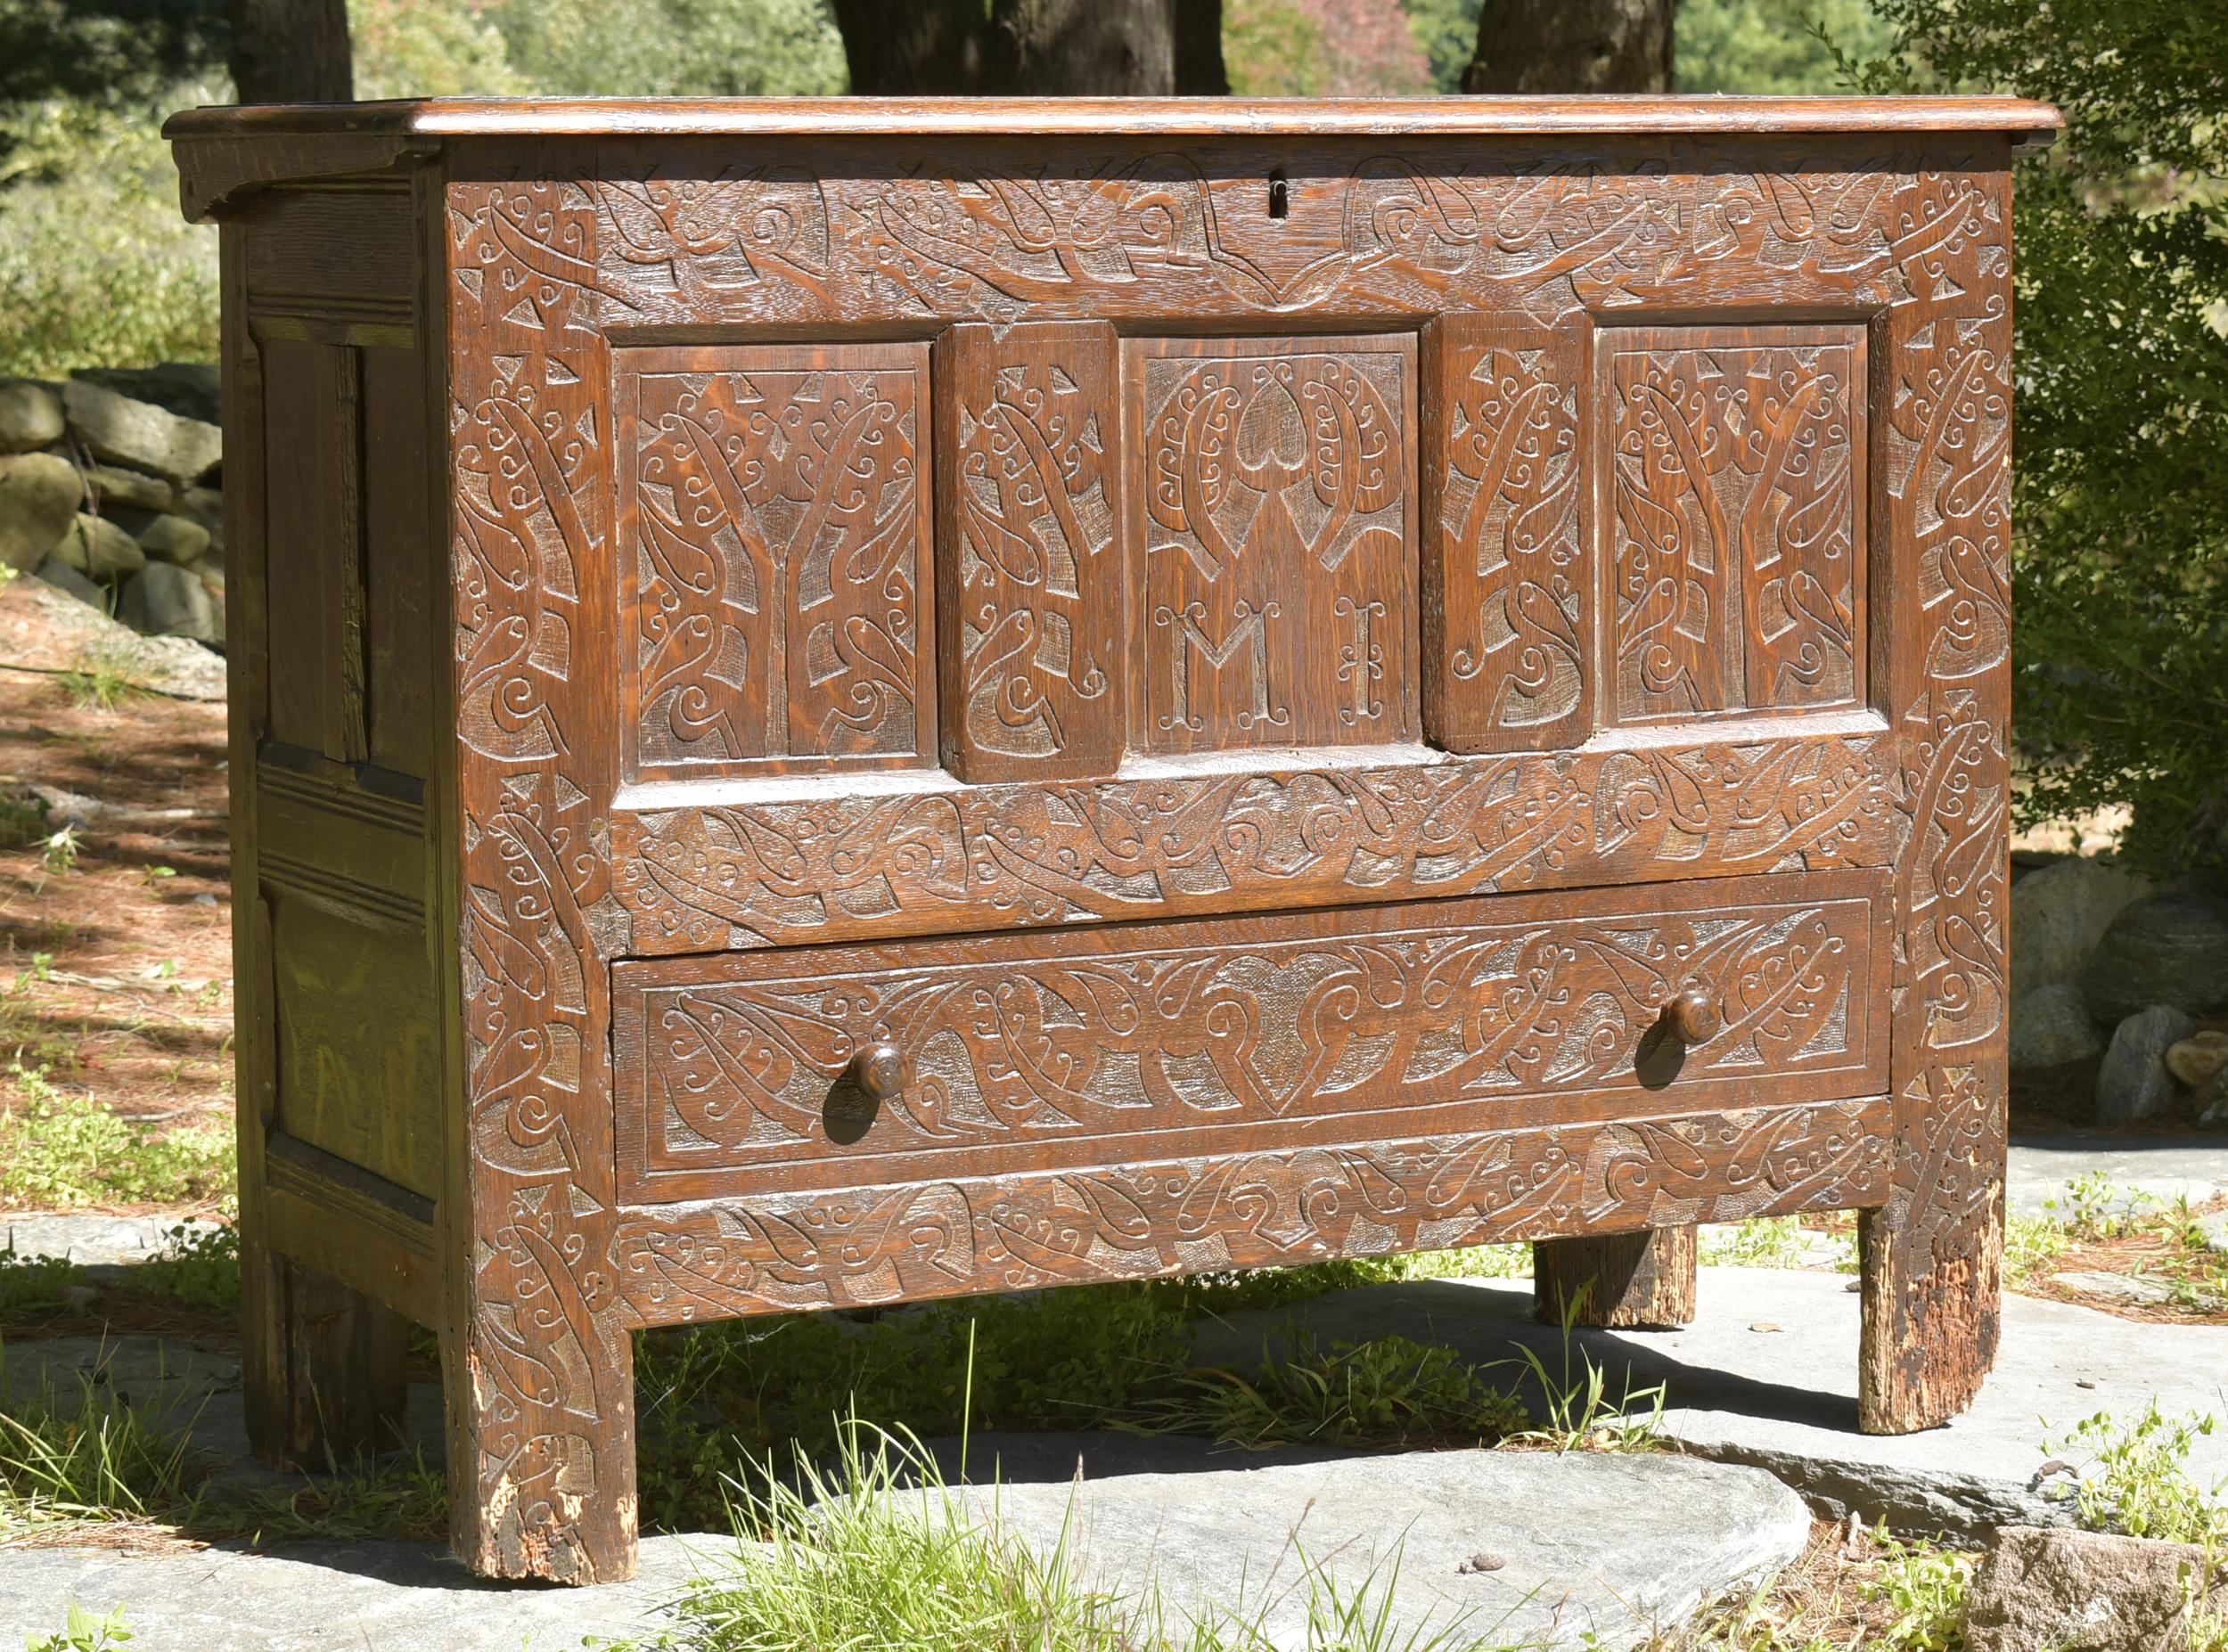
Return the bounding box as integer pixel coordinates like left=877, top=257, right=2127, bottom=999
left=227, top=0, right=353, bottom=102
left=831, top=0, right=1227, bottom=96
left=1462, top=0, right=1678, bottom=94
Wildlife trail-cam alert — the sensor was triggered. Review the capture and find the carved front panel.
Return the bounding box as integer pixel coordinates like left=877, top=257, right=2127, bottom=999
left=613, top=869, right=1888, bottom=1202
left=617, top=343, right=934, bottom=781
left=1129, top=335, right=1419, bottom=753
left=1605, top=325, right=1864, bottom=726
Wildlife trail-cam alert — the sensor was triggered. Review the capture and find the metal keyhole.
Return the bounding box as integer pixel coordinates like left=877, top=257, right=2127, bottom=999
left=1267, top=168, right=1289, bottom=219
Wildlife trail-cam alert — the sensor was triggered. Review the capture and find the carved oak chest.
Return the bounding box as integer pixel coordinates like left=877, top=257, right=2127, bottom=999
left=167, top=94, right=2060, bottom=1584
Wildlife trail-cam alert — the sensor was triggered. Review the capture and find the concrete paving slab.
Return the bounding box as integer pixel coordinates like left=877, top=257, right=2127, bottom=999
left=931, top=1449, right=1811, bottom=1652
left=2008, top=1132, right=2228, bottom=1215
left=1189, top=1268, right=2228, bottom=1541
left=0, top=1535, right=710, bottom=1651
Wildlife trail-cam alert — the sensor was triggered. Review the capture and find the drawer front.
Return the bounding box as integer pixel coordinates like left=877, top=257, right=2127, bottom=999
left=613, top=868, right=1888, bottom=1203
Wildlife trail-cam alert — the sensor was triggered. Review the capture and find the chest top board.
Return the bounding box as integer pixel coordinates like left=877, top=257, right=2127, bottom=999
left=168, top=93, right=2060, bottom=1586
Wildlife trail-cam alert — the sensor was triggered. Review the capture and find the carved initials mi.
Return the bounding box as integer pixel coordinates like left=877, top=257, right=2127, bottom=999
left=1157, top=599, right=1285, bottom=735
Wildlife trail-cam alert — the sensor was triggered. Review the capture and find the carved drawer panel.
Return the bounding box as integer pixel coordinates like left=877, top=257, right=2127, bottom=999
left=613, top=867, right=1888, bottom=1203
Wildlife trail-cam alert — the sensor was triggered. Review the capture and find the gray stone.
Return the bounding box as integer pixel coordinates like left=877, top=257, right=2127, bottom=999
left=54, top=511, right=144, bottom=578
left=0, top=450, right=84, bottom=570
left=2096, top=1005, right=2199, bottom=1125
left=133, top=511, right=210, bottom=566
left=1186, top=1268, right=2228, bottom=1541
left=82, top=462, right=174, bottom=512
left=2011, top=856, right=2151, bottom=996
left=2204, top=1075, right=2228, bottom=1128
left=2, top=1213, right=224, bottom=1270
left=928, top=1451, right=1809, bottom=1652
left=2080, top=891, right=2228, bottom=1023
left=2201, top=1211, right=2228, bottom=1254
left=70, top=362, right=221, bottom=428
left=60, top=378, right=221, bottom=482
left=2010, top=983, right=2102, bottom=1072
left=33, top=553, right=108, bottom=610
left=2009, top=1133, right=2228, bottom=1216
left=0, top=574, right=225, bottom=699
left=2050, top=1270, right=2221, bottom=1309
left=2167, top=1030, right=2228, bottom=1089
left=0, top=377, right=65, bottom=452
left=179, top=485, right=223, bottom=552
left=0, top=1537, right=704, bottom=1652
left=118, top=561, right=217, bottom=642
left=1962, top=1525, right=2225, bottom=1652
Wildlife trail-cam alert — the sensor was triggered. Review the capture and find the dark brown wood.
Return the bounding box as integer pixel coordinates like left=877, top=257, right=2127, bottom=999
left=1534, top=1228, right=1698, bottom=1329
left=225, top=0, right=353, bottom=105
left=831, top=0, right=1182, bottom=96
left=1463, top=0, right=1676, bottom=94
left=171, top=96, right=2047, bottom=1584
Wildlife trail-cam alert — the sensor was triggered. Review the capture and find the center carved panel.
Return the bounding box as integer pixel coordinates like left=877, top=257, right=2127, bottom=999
left=1129, top=335, right=1419, bottom=753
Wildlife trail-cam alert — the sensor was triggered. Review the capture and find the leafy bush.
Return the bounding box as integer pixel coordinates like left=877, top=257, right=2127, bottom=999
left=1849, top=2, right=2228, bottom=872
left=0, top=1064, right=233, bottom=1208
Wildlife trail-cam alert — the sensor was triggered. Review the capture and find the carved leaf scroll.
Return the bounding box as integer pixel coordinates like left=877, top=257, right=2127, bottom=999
left=621, top=343, right=932, bottom=781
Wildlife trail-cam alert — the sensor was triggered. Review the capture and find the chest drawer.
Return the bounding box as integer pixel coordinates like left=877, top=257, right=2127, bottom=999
left=613, top=867, right=1888, bottom=1204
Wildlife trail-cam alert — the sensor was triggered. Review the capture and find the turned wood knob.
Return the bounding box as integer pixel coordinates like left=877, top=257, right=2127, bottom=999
left=1661, top=986, right=1722, bottom=1044
left=847, top=1041, right=908, bottom=1101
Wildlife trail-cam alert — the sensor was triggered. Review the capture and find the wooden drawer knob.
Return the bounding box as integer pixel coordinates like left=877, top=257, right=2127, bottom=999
left=1662, top=986, right=1722, bottom=1044
left=847, top=1041, right=908, bottom=1101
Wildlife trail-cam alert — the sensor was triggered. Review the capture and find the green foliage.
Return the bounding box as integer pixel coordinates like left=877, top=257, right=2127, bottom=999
left=1847, top=1, right=2228, bottom=872
left=1858, top=1527, right=1971, bottom=1652
left=0, top=1242, right=83, bottom=1321
left=0, top=1064, right=234, bottom=1209
left=0, top=1358, right=203, bottom=1532
left=2044, top=1403, right=2228, bottom=1544
left=1126, top=1333, right=1528, bottom=1452
left=1677, top=0, right=1889, bottom=95
left=483, top=0, right=844, bottom=97
left=1227, top=0, right=1430, bottom=98
left=133, top=1221, right=238, bottom=1312
left=1498, top=1295, right=1667, bottom=1454
left=1400, top=0, right=1478, bottom=93
left=22, top=1604, right=134, bottom=1652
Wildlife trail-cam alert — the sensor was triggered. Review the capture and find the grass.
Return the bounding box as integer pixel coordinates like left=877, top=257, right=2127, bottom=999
left=0, top=1063, right=233, bottom=1209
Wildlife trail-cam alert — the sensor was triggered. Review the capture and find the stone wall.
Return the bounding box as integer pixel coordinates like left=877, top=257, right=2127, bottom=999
left=0, top=364, right=225, bottom=648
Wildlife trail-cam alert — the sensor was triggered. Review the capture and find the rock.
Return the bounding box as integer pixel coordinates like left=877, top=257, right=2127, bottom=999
left=2081, top=891, right=2228, bottom=1023
left=0, top=377, right=65, bottom=452
left=33, top=553, right=107, bottom=610
left=180, top=485, right=224, bottom=552
left=2166, top=1030, right=2228, bottom=1089
left=2050, top=1270, right=2221, bottom=1309
left=133, top=511, right=210, bottom=566
left=0, top=450, right=84, bottom=571
left=2201, top=1071, right=2228, bottom=1128
left=54, top=511, right=145, bottom=579
left=1186, top=1269, right=2228, bottom=1541
left=2010, top=1133, right=2228, bottom=1215
left=70, top=362, right=221, bottom=428
left=2200, top=1211, right=2228, bottom=1255
left=61, top=378, right=221, bottom=482
left=0, top=572, right=225, bottom=700
left=82, top=462, right=176, bottom=512
left=935, top=1450, right=1811, bottom=1652
left=1, top=1213, right=225, bottom=1269
left=2096, top=1005, right=2199, bottom=1125
left=118, top=562, right=217, bottom=642
left=1963, top=1525, right=2225, bottom=1652
left=2010, top=983, right=2103, bottom=1072
left=2011, top=856, right=2151, bottom=996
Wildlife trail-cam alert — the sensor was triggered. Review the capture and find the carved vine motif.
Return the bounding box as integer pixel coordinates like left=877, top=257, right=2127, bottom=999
left=449, top=176, right=634, bottom=1582
left=616, top=887, right=1872, bottom=1194
left=1610, top=332, right=1861, bottom=724
left=949, top=338, right=1116, bottom=766
left=610, top=1097, right=1891, bottom=1322
left=627, top=349, right=925, bottom=777
left=611, top=734, right=1894, bottom=953
left=1438, top=333, right=1585, bottom=741
left=1139, top=341, right=1413, bottom=749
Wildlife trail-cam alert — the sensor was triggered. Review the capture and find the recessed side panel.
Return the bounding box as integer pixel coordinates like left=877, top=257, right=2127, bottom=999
left=1601, top=324, right=1866, bottom=728
left=615, top=341, right=936, bottom=782
left=1127, top=333, right=1420, bottom=753
left=612, top=867, right=1889, bottom=1204
left=1421, top=315, right=1588, bottom=752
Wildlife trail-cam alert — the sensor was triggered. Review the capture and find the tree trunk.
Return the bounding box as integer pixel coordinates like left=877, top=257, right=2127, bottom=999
left=227, top=0, right=353, bottom=103
left=1462, top=0, right=1677, bottom=94
left=833, top=0, right=1210, bottom=95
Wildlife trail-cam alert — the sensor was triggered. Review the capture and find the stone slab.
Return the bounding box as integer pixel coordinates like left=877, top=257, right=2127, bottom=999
left=4, top=1214, right=225, bottom=1270
left=930, top=1450, right=1812, bottom=1652
left=1188, top=1268, right=2228, bottom=1542
left=2007, top=1131, right=2228, bottom=1216
left=0, top=1536, right=709, bottom=1651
